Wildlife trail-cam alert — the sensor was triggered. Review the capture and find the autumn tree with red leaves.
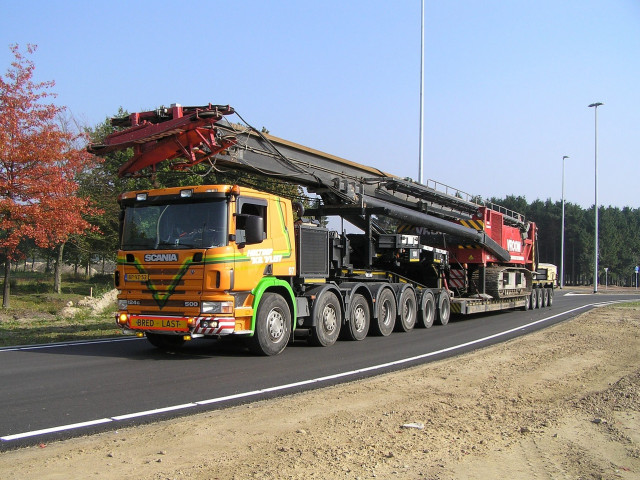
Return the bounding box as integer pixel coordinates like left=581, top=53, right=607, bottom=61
left=0, top=45, right=100, bottom=307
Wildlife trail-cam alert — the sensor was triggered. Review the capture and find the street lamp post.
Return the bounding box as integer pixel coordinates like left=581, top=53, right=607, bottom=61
left=418, top=0, right=425, bottom=184
left=560, top=155, right=569, bottom=289
left=588, top=102, right=603, bottom=293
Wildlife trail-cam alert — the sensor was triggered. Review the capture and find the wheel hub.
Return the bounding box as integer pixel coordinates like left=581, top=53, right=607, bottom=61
left=353, top=306, right=366, bottom=332
left=267, top=309, right=285, bottom=341
left=322, top=306, right=337, bottom=333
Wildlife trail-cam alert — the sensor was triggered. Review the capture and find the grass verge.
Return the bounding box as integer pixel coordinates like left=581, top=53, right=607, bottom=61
left=0, top=274, right=122, bottom=347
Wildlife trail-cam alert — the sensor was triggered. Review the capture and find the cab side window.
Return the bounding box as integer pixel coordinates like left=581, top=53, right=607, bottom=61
left=236, top=198, right=267, bottom=245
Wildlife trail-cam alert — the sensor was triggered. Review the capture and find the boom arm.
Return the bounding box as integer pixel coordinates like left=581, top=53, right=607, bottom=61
left=88, top=103, right=511, bottom=261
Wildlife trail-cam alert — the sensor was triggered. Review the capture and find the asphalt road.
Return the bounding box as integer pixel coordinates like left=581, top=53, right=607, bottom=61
left=1, top=290, right=637, bottom=449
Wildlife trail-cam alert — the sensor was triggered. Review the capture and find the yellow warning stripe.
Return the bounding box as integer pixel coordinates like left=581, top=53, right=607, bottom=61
left=459, top=219, right=485, bottom=231
left=397, top=224, right=414, bottom=233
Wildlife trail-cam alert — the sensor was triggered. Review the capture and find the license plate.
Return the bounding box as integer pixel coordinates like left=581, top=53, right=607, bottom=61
left=126, top=273, right=149, bottom=282
left=131, top=317, right=188, bottom=331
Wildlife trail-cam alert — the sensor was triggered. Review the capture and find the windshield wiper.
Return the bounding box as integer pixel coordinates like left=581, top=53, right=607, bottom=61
left=122, top=242, right=154, bottom=249
left=153, top=241, right=200, bottom=249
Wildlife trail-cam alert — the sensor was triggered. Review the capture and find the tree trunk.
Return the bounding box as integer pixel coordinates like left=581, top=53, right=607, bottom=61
left=2, top=259, right=10, bottom=309
left=54, top=242, right=65, bottom=294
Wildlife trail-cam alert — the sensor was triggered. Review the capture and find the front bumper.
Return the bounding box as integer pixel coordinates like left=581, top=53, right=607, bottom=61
left=116, top=313, right=240, bottom=336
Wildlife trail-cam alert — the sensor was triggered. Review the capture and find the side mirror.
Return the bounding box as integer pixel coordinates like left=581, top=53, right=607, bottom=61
left=245, top=215, right=264, bottom=245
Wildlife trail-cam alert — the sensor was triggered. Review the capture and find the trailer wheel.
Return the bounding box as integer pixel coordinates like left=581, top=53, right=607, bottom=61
left=541, top=288, right=549, bottom=307
left=418, top=291, right=436, bottom=328
left=546, top=288, right=554, bottom=306
left=521, top=293, right=531, bottom=311
left=436, top=293, right=451, bottom=326
left=536, top=288, right=543, bottom=308
left=248, top=293, right=291, bottom=356
left=146, top=333, right=185, bottom=350
left=529, top=289, right=537, bottom=309
left=371, top=288, right=396, bottom=336
left=309, top=291, right=342, bottom=347
left=395, top=288, right=417, bottom=332
left=344, top=294, right=370, bottom=341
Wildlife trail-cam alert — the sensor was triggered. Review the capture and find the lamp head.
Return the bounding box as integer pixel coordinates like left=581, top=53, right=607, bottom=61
left=588, top=102, right=604, bottom=108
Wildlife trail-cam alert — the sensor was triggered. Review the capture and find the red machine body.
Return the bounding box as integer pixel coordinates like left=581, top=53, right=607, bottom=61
left=451, top=207, right=536, bottom=269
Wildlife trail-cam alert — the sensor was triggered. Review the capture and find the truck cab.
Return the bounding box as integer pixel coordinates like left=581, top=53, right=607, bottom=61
left=114, top=184, right=296, bottom=352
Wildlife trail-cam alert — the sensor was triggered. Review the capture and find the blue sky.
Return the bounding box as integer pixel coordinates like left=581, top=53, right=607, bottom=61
left=2, top=0, right=638, bottom=209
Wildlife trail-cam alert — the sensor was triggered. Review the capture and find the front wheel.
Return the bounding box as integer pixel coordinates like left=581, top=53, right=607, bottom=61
left=248, top=293, right=291, bottom=356
left=309, top=291, right=342, bottom=347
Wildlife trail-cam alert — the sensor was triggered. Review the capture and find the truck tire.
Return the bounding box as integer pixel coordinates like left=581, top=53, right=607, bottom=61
left=309, top=291, right=342, bottom=347
left=146, top=333, right=185, bottom=350
left=344, top=293, right=370, bottom=341
left=371, top=288, right=396, bottom=336
left=395, top=288, right=417, bottom=332
left=536, top=288, right=543, bottom=309
left=248, top=293, right=291, bottom=356
left=436, top=292, right=451, bottom=326
left=529, top=289, right=537, bottom=309
left=418, top=291, right=436, bottom=328
left=541, top=288, right=549, bottom=307
left=546, top=288, right=554, bottom=306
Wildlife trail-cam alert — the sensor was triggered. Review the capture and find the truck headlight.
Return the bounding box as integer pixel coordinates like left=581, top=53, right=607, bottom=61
left=201, top=301, right=233, bottom=314
left=118, top=299, right=128, bottom=310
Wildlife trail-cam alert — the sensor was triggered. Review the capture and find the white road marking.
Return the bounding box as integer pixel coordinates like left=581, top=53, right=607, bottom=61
left=0, top=419, right=113, bottom=441
left=2, top=299, right=635, bottom=443
left=0, top=337, right=140, bottom=353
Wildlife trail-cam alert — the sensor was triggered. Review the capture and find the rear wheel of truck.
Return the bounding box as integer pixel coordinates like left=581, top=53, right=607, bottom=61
left=436, top=293, right=451, bottom=326
left=395, top=288, right=417, bottom=332
left=536, top=288, right=544, bottom=308
left=145, top=333, right=185, bottom=350
left=530, top=289, right=538, bottom=309
left=541, top=288, right=549, bottom=307
left=371, top=288, right=397, bottom=336
left=546, top=288, right=554, bottom=306
left=249, top=293, right=291, bottom=356
left=309, top=291, right=342, bottom=347
left=344, top=293, right=370, bottom=341
left=417, top=291, right=436, bottom=328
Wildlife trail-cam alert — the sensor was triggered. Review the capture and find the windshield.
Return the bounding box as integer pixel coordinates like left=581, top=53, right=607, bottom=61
left=121, top=199, right=228, bottom=250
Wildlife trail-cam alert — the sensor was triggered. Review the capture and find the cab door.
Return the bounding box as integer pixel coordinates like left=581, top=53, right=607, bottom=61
left=233, top=196, right=271, bottom=291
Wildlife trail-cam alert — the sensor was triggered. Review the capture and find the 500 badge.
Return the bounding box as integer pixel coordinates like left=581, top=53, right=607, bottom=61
left=184, top=301, right=199, bottom=307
